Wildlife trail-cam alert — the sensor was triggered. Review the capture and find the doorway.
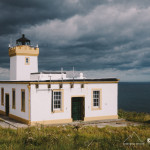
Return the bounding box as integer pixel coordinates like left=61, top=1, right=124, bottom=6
left=5, top=93, right=9, bottom=116
left=71, top=97, right=84, bottom=121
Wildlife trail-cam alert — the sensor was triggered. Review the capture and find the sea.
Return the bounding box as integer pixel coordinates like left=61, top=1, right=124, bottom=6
left=118, top=82, right=150, bottom=113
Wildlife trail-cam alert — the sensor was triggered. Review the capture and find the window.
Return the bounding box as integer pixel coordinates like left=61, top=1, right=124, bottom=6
left=53, top=91, right=61, bottom=109
left=21, top=89, right=25, bottom=112
left=92, top=89, right=102, bottom=110
left=26, top=58, right=29, bottom=63
left=1, top=88, right=4, bottom=105
left=12, top=89, right=16, bottom=109
left=25, top=57, right=30, bottom=65
left=93, top=91, right=100, bottom=107
left=52, top=90, right=64, bottom=113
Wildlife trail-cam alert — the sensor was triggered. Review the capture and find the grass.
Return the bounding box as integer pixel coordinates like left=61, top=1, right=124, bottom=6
left=119, top=109, right=150, bottom=123
left=0, top=125, right=150, bottom=150
left=0, top=110, right=149, bottom=150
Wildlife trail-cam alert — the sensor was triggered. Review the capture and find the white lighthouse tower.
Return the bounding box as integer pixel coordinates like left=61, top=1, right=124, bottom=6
left=9, top=34, right=39, bottom=80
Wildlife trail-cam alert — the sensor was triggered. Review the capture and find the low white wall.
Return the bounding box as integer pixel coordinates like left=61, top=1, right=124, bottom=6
left=31, top=83, right=118, bottom=122
left=0, top=84, right=29, bottom=120
left=30, top=73, right=67, bottom=80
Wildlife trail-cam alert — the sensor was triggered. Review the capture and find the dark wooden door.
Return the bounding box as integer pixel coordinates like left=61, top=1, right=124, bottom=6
left=72, top=97, right=84, bottom=121
left=5, top=94, right=9, bottom=116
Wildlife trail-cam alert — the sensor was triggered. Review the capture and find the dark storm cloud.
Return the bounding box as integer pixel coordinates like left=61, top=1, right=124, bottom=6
left=0, top=0, right=106, bottom=71
left=0, top=0, right=150, bottom=81
left=0, top=0, right=104, bottom=35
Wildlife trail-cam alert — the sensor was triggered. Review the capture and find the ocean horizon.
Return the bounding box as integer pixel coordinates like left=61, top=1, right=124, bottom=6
left=118, top=82, right=150, bottom=113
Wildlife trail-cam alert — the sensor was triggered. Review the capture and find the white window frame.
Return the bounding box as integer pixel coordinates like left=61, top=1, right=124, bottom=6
left=93, top=91, right=100, bottom=108
left=91, top=89, right=102, bottom=110
left=52, top=89, right=64, bottom=113
left=53, top=91, right=62, bottom=110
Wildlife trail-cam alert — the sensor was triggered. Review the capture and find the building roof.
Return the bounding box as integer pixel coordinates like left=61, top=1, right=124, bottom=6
left=31, top=71, right=66, bottom=74
left=0, top=78, right=119, bottom=84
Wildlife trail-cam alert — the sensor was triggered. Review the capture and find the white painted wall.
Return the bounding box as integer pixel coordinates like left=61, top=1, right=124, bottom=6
left=10, top=56, right=17, bottom=80
left=30, top=83, right=118, bottom=122
left=0, top=84, right=29, bottom=120
left=30, top=73, right=67, bottom=81
left=0, top=82, right=118, bottom=123
left=10, top=56, right=38, bottom=80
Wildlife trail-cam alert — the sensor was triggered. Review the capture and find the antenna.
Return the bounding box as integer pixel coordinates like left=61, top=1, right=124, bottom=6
left=60, top=67, right=63, bottom=89
left=61, top=67, right=63, bottom=79
left=73, top=66, right=75, bottom=79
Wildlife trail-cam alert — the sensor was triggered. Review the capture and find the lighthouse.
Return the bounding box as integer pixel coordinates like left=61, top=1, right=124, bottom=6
left=0, top=34, right=119, bottom=125
left=9, top=34, right=39, bottom=80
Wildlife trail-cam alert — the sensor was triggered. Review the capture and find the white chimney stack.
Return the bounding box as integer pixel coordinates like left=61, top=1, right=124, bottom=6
left=80, top=73, right=84, bottom=79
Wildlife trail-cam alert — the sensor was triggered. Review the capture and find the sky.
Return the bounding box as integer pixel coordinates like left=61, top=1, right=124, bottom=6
left=0, top=0, right=150, bottom=81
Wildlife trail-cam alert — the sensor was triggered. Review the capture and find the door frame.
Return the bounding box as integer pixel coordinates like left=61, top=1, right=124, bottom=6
left=71, top=96, right=85, bottom=121
left=5, top=93, right=9, bottom=116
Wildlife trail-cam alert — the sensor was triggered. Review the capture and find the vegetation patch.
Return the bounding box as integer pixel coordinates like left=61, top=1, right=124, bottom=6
left=119, top=109, right=150, bottom=123
left=0, top=110, right=150, bottom=149
left=0, top=124, right=149, bottom=149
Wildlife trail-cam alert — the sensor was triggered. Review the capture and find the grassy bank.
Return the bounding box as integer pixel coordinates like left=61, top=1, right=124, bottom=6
left=119, top=109, right=150, bottom=123
left=0, top=110, right=150, bottom=150
left=0, top=125, right=150, bottom=150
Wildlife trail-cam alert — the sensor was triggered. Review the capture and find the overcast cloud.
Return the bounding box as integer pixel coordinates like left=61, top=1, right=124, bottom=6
left=0, top=0, right=150, bottom=81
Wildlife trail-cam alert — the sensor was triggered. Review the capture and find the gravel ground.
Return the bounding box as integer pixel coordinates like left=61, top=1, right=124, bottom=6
left=0, top=115, right=143, bottom=129
left=67, top=119, right=143, bottom=128
left=0, top=115, right=28, bottom=129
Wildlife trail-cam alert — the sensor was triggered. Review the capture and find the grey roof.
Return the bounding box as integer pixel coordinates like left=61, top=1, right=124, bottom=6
left=0, top=78, right=119, bottom=83
left=31, top=71, right=66, bottom=75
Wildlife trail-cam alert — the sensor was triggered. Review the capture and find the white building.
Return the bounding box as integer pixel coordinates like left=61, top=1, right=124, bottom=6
left=0, top=35, right=119, bottom=125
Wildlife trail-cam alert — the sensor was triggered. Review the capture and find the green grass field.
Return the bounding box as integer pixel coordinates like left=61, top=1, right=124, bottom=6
left=0, top=110, right=149, bottom=150
left=119, top=109, right=150, bottom=123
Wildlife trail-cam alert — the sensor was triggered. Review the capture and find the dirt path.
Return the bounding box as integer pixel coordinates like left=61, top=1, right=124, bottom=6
left=0, top=115, right=28, bottom=129
left=0, top=115, right=144, bottom=129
